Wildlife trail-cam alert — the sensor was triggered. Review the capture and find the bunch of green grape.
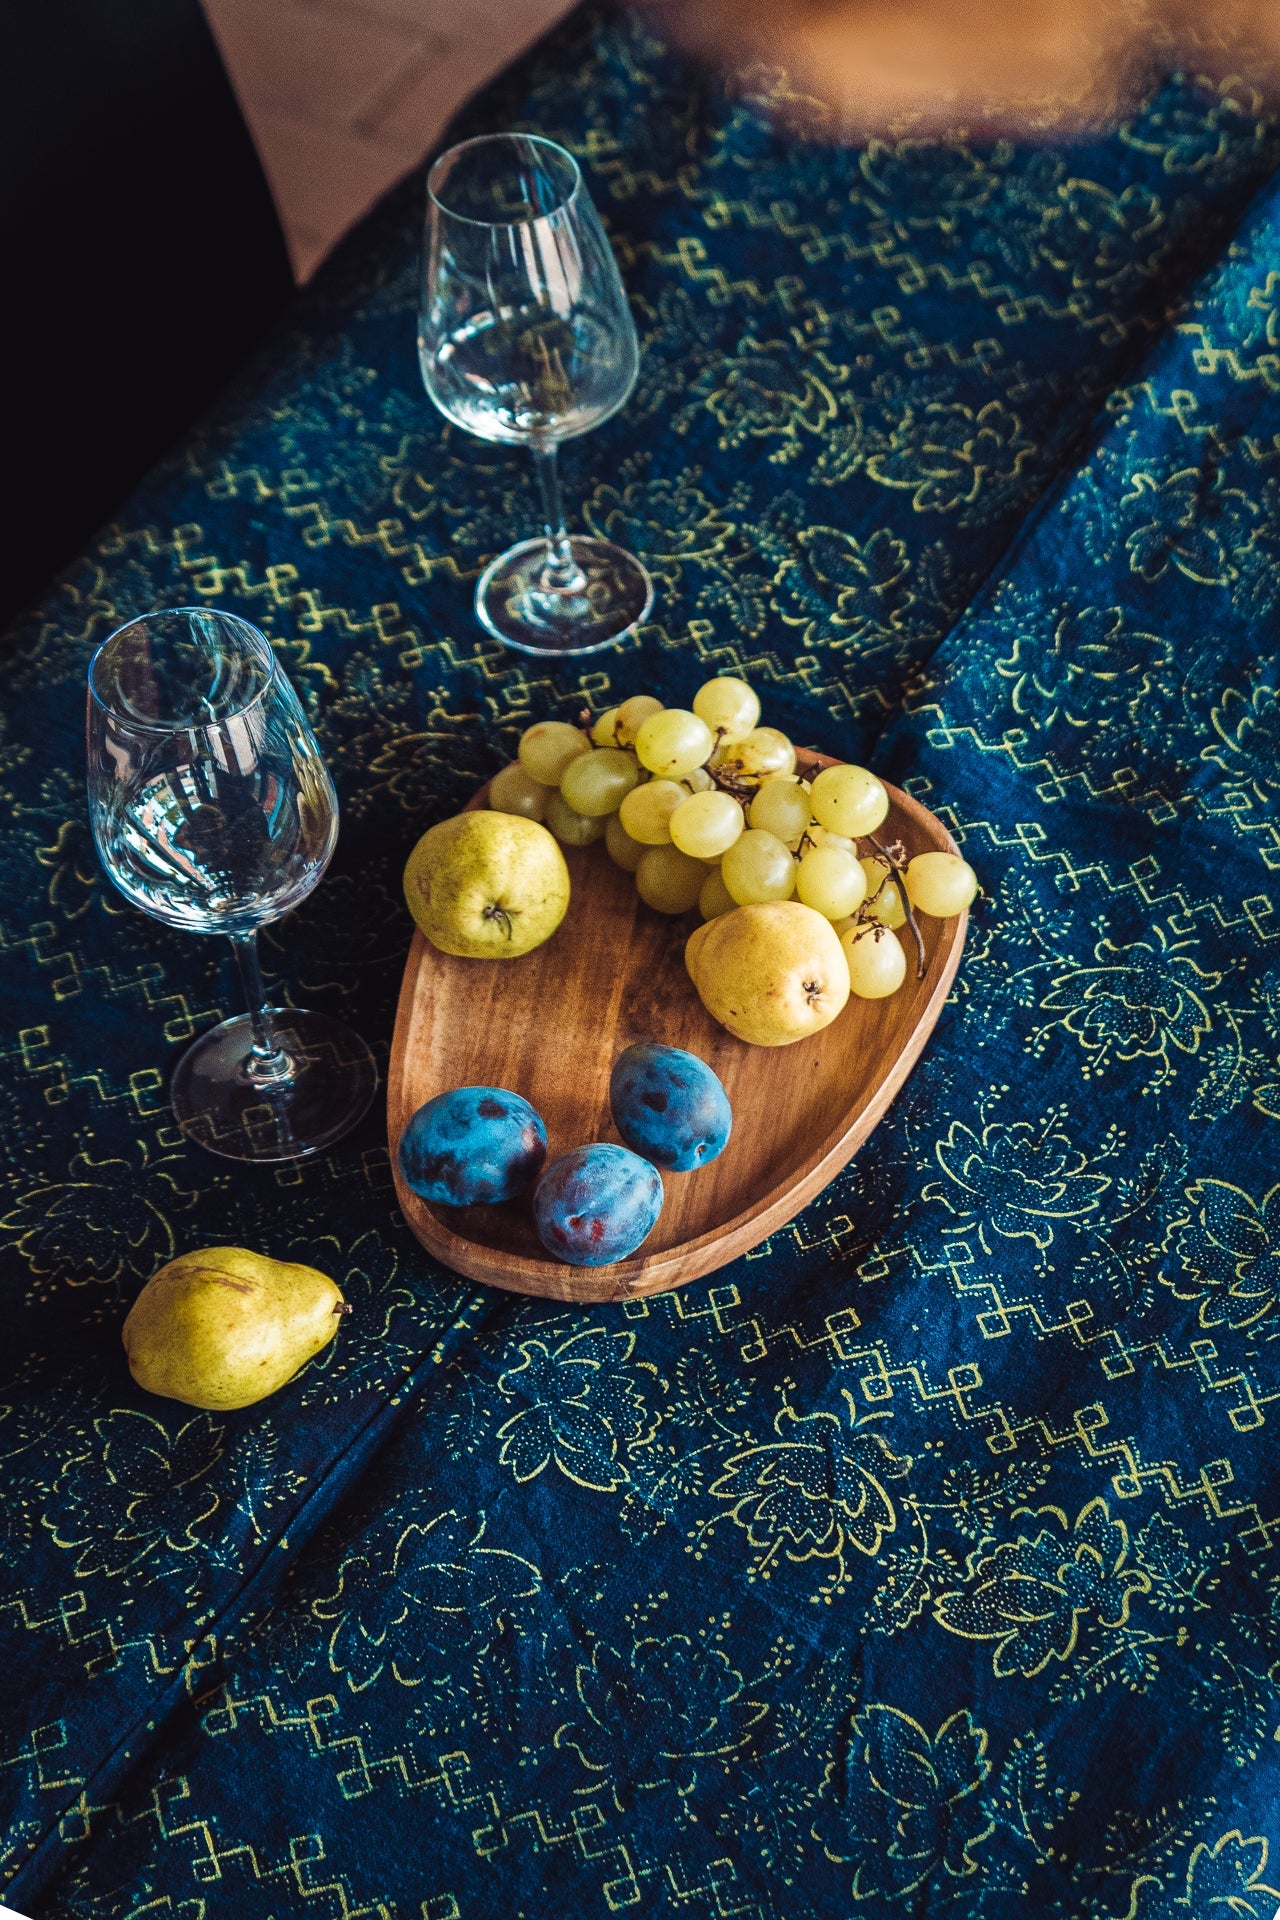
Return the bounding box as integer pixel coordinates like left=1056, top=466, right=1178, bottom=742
left=488, top=677, right=977, bottom=1001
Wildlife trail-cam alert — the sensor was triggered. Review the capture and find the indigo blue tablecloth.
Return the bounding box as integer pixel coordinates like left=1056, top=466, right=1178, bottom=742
left=3, top=8, right=1280, bottom=1915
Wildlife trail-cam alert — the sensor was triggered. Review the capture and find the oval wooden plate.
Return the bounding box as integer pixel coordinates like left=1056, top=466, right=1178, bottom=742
left=388, top=755, right=966, bottom=1303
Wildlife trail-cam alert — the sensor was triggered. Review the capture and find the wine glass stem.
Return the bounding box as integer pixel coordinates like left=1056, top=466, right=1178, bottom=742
left=230, top=931, right=296, bottom=1088
left=532, top=443, right=587, bottom=595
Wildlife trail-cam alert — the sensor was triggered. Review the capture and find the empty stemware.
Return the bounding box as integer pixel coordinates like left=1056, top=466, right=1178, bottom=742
left=419, top=132, right=653, bottom=655
left=86, top=607, right=377, bottom=1161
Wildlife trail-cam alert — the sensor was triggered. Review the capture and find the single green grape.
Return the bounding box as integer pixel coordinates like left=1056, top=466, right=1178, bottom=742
left=692, top=675, right=760, bottom=746
left=559, top=746, right=640, bottom=817
left=635, top=845, right=707, bottom=915
left=809, top=763, right=889, bottom=837
left=635, top=707, right=715, bottom=779
left=875, top=887, right=906, bottom=930
left=796, top=846, right=867, bottom=921
left=860, top=857, right=906, bottom=928
left=591, top=706, right=622, bottom=747
left=721, top=828, right=797, bottom=905
left=489, top=761, right=552, bottom=821
left=518, top=720, right=592, bottom=786
left=748, top=776, right=812, bottom=845
left=904, top=851, right=979, bottom=917
left=806, top=823, right=855, bottom=854
left=619, top=778, right=686, bottom=845
left=544, top=790, right=606, bottom=847
left=605, top=810, right=647, bottom=873
left=699, top=867, right=737, bottom=920
left=614, top=694, right=664, bottom=746
left=841, top=923, right=907, bottom=999
left=669, top=790, right=745, bottom=860
left=718, top=726, right=797, bottom=786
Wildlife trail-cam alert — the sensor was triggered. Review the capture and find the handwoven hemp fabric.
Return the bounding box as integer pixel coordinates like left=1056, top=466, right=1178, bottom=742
left=2, top=6, right=1280, bottom=1914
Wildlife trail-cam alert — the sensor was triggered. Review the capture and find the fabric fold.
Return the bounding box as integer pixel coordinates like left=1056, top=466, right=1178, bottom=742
left=2, top=6, right=1279, bottom=1915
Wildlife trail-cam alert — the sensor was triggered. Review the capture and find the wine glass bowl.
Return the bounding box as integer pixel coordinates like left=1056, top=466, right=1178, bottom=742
left=421, top=136, right=637, bottom=445
left=419, top=133, right=653, bottom=655
left=88, top=609, right=337, bottom=934
left=87, top=608, right=377, bottom=1161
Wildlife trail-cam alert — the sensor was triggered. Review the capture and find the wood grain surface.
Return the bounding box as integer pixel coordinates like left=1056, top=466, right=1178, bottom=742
left=388, top=755, right=967, bottom=1302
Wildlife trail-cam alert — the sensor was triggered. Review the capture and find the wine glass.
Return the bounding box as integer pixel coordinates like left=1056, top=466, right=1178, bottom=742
left=419, top=132, right=654, bottom=656
left=86, top=607, right=378, bottom=1162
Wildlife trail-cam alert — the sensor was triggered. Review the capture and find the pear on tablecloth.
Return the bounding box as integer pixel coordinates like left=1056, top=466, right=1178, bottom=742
left=123, top=1246, right=348, bottom=1410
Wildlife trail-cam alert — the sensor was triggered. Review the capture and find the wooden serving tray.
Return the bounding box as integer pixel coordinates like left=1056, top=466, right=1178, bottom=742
left=388, top=754, right=966, bottom=1303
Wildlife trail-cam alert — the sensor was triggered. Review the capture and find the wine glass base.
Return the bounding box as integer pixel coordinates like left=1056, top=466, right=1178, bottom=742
left=475, top=536, right=654, bottom=655
left=171, top=1009, right=378, bottom=1162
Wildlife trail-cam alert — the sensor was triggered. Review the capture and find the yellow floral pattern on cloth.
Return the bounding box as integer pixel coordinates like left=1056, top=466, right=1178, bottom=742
left=0, top=4, right=1279, bottom=1915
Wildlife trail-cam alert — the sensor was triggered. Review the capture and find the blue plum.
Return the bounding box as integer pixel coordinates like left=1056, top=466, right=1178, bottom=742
left=609, top=1042, right=732, bottom=1172
left=398, top=1086, right=546, bottom=1206
left=533, top=1144, right=664, bottom=1266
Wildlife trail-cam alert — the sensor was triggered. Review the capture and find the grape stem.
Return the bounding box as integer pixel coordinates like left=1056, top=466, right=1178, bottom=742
left=866, top=833, right=927, bottom=981
left=706, top=758, right=756, bottom=809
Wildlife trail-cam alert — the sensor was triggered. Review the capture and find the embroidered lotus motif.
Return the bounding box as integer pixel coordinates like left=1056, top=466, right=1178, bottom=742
left=557, top=1633, right=766, bottom=1792
left=47, top=1409, right=224, bottom=1580
left=995, top=605, right=1163, bottom=730
left=1134, top=1830, right=1280, bottom=1920
left=1121, top=466, right=1259, bottom=584
left=1039, top=933, right=1215, bottom=1082
left=772, top=524, right=912, bottom=650
left=859, top=140, right=997, bottom=228
left=932, top=1112, right=1109, bottom=1248
left=1202, top=677, right=1280, bottom=800
left=496, top=1327, right=656, bottom=1492
left=2, top=1148, right=187, bottom=1291
left=866, top=400, right=1033, bottom=514
left=1037, top=180, right=1163, bottom=290
left=1164, top=1179, right=1280, bottom=1330
left=935, top=1498, right=1150, bottom=1677
left=311, top=1508, right=540, bottom=1692
left=709, top=1401, right=909, bottom=1570
left=818, top=1706, right=993, bottom=1899
left=702, top=336, right=838, bottom=461
left=584, top=474, right=732, bottom=582
left=1119, top=72, right=1267, bottom=177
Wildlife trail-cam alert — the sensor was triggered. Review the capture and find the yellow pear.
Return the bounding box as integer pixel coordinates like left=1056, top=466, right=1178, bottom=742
left=404, top=810, right=570, bottom=959
left=686, top=901, right=850, bottom=1045
left=684, top=918, right=715, bottom=977
left=123, top=1246, right=348, bottom=1411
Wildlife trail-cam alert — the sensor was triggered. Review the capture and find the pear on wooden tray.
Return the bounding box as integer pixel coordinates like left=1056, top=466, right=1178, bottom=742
left=123, top=1246, right=349, bottom=1410
left=686, top=900, right=850, bottom=1045
left=403, top=809, right=570, bottom=960
left=388, top=752, right=967, bottom=1305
